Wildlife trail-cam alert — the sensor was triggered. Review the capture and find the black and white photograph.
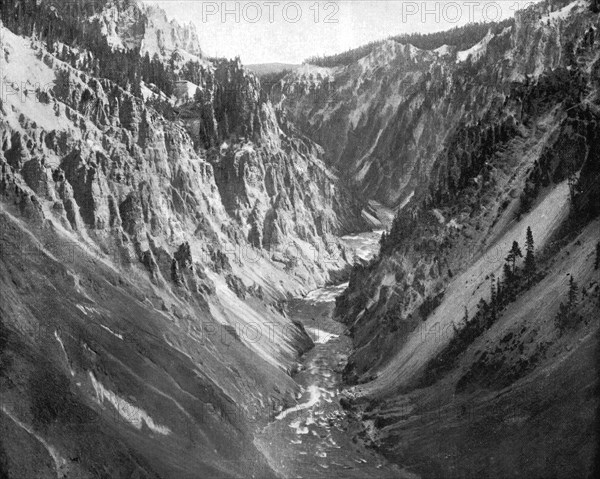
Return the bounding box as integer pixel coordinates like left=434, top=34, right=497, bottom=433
left=0, top=1, right=599, bottom=477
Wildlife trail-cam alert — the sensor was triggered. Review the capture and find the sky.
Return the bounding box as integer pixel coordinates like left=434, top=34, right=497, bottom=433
left=143, top=1, right=543, bottom=64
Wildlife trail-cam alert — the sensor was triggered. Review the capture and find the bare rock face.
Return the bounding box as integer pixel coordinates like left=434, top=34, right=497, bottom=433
left=48, top=0, right=202, bottom=58
left=2, top=44, right=353, bottom=285
left=273, top=0, right=597, bottom=209
left=177, top=57, right=367, bottom=268
left=139, top=4, right=203, bottom=58
left=22, top=156, right=56, bottom=201
left=0, top=3, right=349, bottom=476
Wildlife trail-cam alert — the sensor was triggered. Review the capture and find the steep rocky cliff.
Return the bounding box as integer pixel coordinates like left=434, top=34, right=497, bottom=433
left=332, top=0, right=599, bottom=387
left=273, top=0, right=596, bottom=208
left=0, top=1, right=365, bottom=477
left=43, top=0, right=202, bottom=57
left=285, top=1, right=599, bottom=477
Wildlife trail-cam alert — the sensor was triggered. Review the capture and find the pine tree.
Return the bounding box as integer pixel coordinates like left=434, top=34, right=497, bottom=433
left=567, top=167, right=578, bottom=205
left=502, top=262, right=513, bottom=301
left=556, top=301, right=570, bottom=332
left=557, top=274, right=581, bottom=332
left=496, top=277, right=502, bottom=306
left=477, top=298, right=488, bottom=314
left=524, top=226, right=535, bottom=279
left=567, top=275, right=578, bottom=308
left=132, top=77, right=142, bottom=98
left=490, top=273, right=497, bottom=320
left=194, top=86, right=203, bottom=104
left=45, top=28, right=54, bottom=53
left=506, top=240, right=523, bottom=273
left=503, top=262, right=512, bottom=283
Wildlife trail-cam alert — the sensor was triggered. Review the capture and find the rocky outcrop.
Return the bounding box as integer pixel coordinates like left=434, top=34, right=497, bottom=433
left=46, top=0, right=202, bottom=58
left=3, top=28, right=359, bottom=284
left=177, top=58, right=367, bottom=272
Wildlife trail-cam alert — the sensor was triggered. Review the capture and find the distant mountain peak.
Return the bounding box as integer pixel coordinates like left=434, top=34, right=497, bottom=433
left=61, top=0, right=203, bottom=58
left=140, top=2, right=202, bottom=58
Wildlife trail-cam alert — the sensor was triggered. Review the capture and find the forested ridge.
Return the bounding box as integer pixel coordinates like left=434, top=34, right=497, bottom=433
left=304, top=19, right=514, bottom=67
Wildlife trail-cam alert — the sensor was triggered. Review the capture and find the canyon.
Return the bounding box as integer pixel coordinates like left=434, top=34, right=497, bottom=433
left=0, top=0, right=599, bottom=478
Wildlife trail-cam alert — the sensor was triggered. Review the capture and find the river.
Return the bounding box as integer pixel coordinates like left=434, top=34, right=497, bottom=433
left=255, top=231, right=417, bottom=479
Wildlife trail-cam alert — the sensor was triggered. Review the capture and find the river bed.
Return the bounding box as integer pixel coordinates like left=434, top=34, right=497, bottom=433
left=255, top=232, right=417, bottom=479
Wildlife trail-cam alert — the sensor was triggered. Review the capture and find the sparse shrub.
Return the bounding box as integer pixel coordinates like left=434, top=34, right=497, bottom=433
left=555, top=275, right=581, bottom=333
left=555, top=302, right=580, bottom=332
left=418, top=292, right=445, bottom=321
left=519, top=181, right=538, bottom=215
left=284, top=255, right=299, bottom=273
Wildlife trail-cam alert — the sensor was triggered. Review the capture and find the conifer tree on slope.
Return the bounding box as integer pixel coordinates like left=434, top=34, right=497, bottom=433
left=506, top=240, right=523, bottom=274
left=568, top=275, right=579, bottom=308
left=524, top=226, right=536, bottom=280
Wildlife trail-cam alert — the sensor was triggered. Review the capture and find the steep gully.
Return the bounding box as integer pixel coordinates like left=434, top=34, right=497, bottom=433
left=256, top=230, right=417, bottom=479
